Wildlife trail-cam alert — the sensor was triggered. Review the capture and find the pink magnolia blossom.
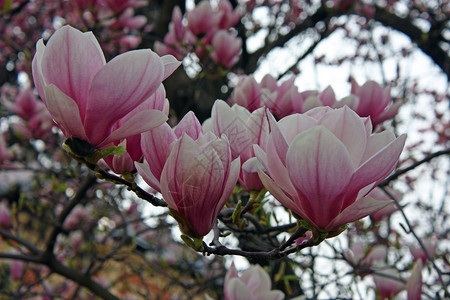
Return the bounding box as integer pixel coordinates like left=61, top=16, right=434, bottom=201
left=211, top=30, right=242, bottom=68
left=136, top=111, right=204, bottom=192
left=410, top=236, right=438, bottom=263
left=224, top=263, right=284, bottom=300
left=261, top=75, right=299, bottom=118
left=102, top=85, right=170, bottom=174
left=158, top=132, right=240, bottom=237
left=10, top=259, right=25, bottom=281
left=368, top=187, right=402, bottom=222
left=372, top=269, right=406, bottom=299
left=203, top=100, right=269, bottom=191
left=32, top=25, right=180, bottom=149
left=344, top=242, right=387, bottom=276
left=255, top=106, right=406, bottom=232
left=346, top=79, right=402, bottom=125
left=229, top=76, right=265, bottom=112
left=108, top=8, right=147, bottom=30
left=186, top=1, right=218, bottom=36
left=217, top=0, right=241, bottom=29
left=407, top=259, right=423, bottom=300
left=101, top=0, right=147, bottom=14
left=299, top=86, right=337, bottom=112
left=0, top=201, right=11, bottom=229
left=3, top=88, right=45, bottom=120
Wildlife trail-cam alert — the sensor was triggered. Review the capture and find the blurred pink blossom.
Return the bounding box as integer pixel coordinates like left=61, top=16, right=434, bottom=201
left=224, top=263, right=284, bottom=300
left=211, top=30, right=242, bottom=68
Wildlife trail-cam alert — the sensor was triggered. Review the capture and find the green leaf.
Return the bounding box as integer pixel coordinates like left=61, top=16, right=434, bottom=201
left=97, top=145, right=126, bottom=159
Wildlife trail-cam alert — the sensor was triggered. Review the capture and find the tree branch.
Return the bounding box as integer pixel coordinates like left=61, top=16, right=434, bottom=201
left=379, top=148, right=450, bottom=186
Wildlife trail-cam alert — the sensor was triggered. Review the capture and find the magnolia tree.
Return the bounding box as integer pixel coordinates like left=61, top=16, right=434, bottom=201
left=0, top=0, right=448, bottom=299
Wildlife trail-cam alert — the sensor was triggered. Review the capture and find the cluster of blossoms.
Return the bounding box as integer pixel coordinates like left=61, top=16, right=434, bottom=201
left=230, top=74, right=402, bottom=125
left=2, top=86, right=53, bottom=140
left=0, top=0, right=149, bottom=83
left=155, top=0, right=242, bottom=69
left=32, top=25, right=406, bottom=242
left=343, top=241, right=426, bottom=299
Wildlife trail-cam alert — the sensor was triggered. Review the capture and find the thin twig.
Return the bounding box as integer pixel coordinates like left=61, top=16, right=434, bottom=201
left=379, top=148, right=450, bottom=186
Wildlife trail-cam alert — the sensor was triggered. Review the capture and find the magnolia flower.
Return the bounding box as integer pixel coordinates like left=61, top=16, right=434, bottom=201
left=211, top=30, right=242, bottom=68
left=159, top=132, right=240, bottom=237
left=186, top=1, right=218, bottom=36
left=372, top=269, right=406, bottom=299
left=345, top=79, right=402, bottom=125
left=299, top=86, right=337, bottom=113
left=203, top=100, right=269, bottom=191
left=102, top=85, right=170, bottom=174
left=32, top=25, right=180, bottom=149
left=217, top=0, right=241, bottom=29
left=368, top=187, right=402, bottom=222
left=9, top=259, right=25, bottom=281
left=409, top=236, right=438, bottom=263
left=229, top=76, right=265, bottom=112
left=407, top=259, right=423, bottom=300
left=224, top=263, right=284, bottom=300
left=136, top=111, right=204, bottom=192
left=255, top=106, right=406, bottom=232
left=0, top=201, right=11, bottom=229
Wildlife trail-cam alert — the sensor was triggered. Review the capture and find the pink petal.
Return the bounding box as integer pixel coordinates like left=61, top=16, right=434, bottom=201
left=326, top=196, right=393, bottom=231
left=350, top=134, right=406, bottom=192
left=277, top=113, right=317, bottom=144
left=174, top=111, right=204, bottom=139
left=99, top=109, right=167, bottom=147
left=43, top=84, right=88, bottom=140
left=41, top=26, right=105, bottom=120
left=225, top=278, right=252, bottom=300
left=320, top=106, right=367, bottom=168
left=286, top=126, right=354, bottom=228
left=135, top=160, right=162, bottom=192
left=241, top=265, right=272, bottom=294
left=161, top=54, right=182, bottom=80
left=85, top=49, right=164, bottom=145
left=141, top=123, right=176, bottom=181
left=361, top=130, right=396, bottom=162
left=31, top=39, right=47, bottom=104
left=264, top=136, right=298, bottom=198
left=258, top=169, right=315, bottom=227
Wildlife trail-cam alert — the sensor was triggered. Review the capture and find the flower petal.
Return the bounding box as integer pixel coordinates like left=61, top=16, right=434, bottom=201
left=43, top=84, right=88, bottom=140
left=99, top=109, right=167, bottom=147
left=41, top=25, right=105, bottom=120
left=320, top=106, right=367, bottom=168
left=326, top=196, right=393, bottom=231
left=31, top=39, right=47, bottom=104
left=85, top=49, right=164, bottom=145
left=286, top=126, right=354, bottom=228
left=350, top=134, right=406, bottom=192
left=161, top=54, right=181, bottom=80
left=135, top=160, right=162, bottom=192
left=141, top=123, right=176, bottom=182
left=174, top=111, right=204, bottom=139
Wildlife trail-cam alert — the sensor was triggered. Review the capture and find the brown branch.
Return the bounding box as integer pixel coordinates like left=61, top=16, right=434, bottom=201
left=372, top=6, right=449, bottom=78
left=95, top=168, right=167, bottom=207
left=379, top=148, right=450, bottom=186
left=42, top=174, right=97, bottom=258
left=203, top=232, right=323, bottom=260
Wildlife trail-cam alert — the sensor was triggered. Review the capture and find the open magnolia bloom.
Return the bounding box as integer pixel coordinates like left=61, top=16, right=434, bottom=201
left=32, top=25, right=180, bottom=149
left=255, top=106, right=406, bottom=233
